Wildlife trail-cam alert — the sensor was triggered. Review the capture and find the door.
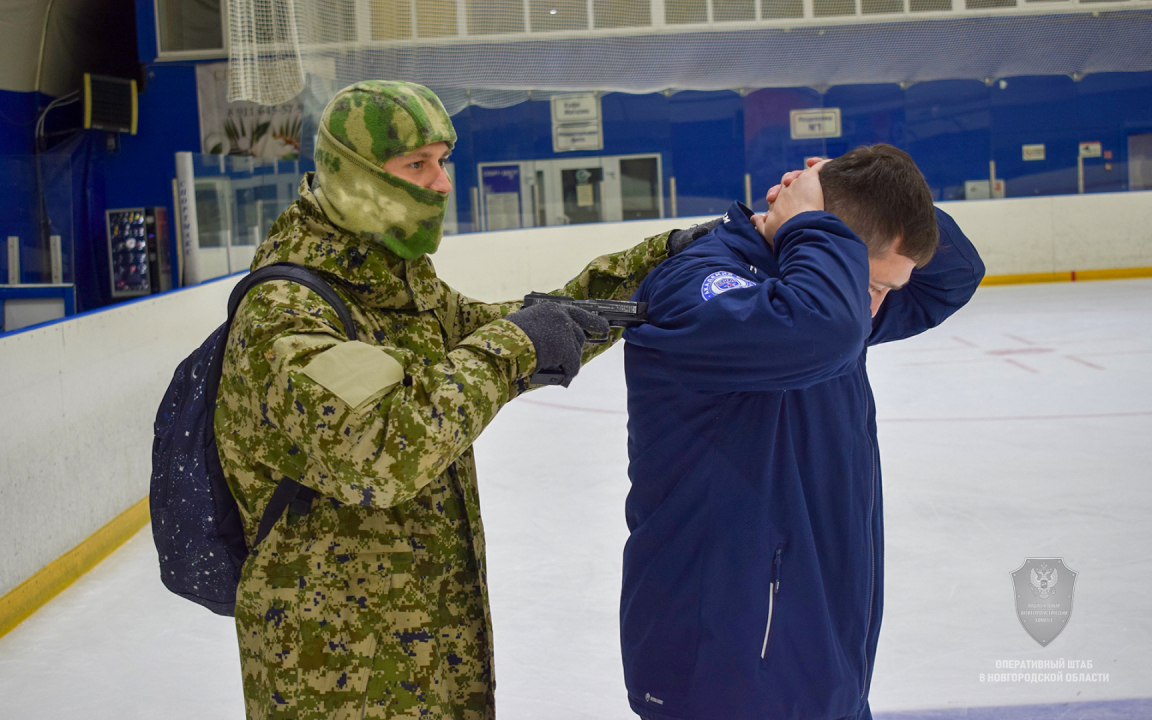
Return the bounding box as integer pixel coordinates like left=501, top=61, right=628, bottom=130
left=619, top=155, right=663, bottom=221
left=1129, top=132, right=1152, bottom=191
left=539, top=157, right=616, bottom=225
left=478, top=163, right=532, bottom=231
left=538, top=155, right=662, bottom=226
left=477, top=154, right=663, bottom=230
left=193, top=178, right=233, bottom=280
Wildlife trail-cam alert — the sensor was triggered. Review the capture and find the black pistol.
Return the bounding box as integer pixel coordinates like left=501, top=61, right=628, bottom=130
left=521, top=292, right=649, bottom=385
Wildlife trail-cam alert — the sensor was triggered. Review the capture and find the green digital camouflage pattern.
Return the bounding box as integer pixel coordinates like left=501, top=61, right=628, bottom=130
left=215, top=174, right=672, bottom=719
left=313, top=81, right=457, bottom=259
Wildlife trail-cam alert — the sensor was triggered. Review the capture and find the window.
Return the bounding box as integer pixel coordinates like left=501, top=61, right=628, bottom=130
left=467, top=0, right=526, bottom=34
left=156, top=0, right=224, bottom=53
left=594, top=0, right=651, bottom=28
left=762, top=0, right=804, bottom=19
left=416, top=0, right=459, bottom=36
left=713, top=0, right=755, bottom=21
left=814, top=0, right=857, bottom=16
left=666, top=0, right=707, bottom=24
left=863, top=0, right=903, bottom=13
left=530, top=0, right=589, bottom=31
left=371, top=0, right=414, bottom=39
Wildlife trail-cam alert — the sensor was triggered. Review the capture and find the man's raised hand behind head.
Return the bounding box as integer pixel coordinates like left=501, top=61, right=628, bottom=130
left=751, top=159, right=828, bottom=245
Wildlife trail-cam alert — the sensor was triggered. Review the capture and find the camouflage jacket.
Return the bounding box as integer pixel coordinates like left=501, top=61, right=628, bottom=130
left=215, top=175, right=672, bottom=720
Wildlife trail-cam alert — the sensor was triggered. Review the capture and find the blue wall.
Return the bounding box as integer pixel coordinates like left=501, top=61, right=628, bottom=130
left=2, top=0, right=1150, bottom=312
left=449, top=71, right=1152, bottom=230
left=0, top=0, right=206, bottom=312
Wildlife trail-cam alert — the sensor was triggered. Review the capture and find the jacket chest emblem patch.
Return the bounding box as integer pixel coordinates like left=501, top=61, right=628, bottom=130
left=701, top=271, right=756, bottom=300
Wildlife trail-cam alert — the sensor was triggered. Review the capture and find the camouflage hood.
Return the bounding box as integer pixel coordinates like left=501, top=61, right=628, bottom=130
left=312, top=80, right=457, bottom=259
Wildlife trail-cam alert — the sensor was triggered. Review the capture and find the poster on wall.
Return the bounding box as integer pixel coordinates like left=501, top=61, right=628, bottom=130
left=195, top=62, right=303, bottom=159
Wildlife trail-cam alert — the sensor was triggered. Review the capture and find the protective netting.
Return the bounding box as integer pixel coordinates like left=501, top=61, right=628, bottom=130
left=228, top=0, right=1152, bottom=113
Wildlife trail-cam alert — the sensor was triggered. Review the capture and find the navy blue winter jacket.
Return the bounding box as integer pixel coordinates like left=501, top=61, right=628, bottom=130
left=621, top=203, right=984, bottom=720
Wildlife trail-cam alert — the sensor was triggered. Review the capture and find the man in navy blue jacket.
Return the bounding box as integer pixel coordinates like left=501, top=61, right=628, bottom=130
left=621, top=145, right=985, bottom=720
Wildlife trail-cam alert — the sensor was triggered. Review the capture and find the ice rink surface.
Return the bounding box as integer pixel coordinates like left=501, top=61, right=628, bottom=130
left=2, top=279, right=1151, bottom=719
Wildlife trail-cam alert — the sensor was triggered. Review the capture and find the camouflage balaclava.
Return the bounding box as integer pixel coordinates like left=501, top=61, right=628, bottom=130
left=312, top=80, right=457, bottom=259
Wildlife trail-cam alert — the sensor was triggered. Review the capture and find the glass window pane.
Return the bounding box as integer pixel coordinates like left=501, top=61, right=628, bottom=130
left=965, top=0, right=1014, bottom=8
left=297, top=0, right=355, bottom=43
left=1130, top=133, right=1152, bottom=191
left=417, top=0, right=458, bottom=36
left=156, top=0, right=223, bottom=52
left=666, top=0, right=707, bottom=24
left=813, top=0, right=856, bottom=15
left=194, top=184, right=227, bottom=247
left=762, top=0, right=804, bottom=18
left=530, top=0, right=588, bottom=31
left=714, top=0, right=755, bottom=21
left=371, top=0, right=413, bottom=39
left=561, top=167, right=604, bottom=224
left=863, top=0, right=903, bottom=12
left=594, top=0, right=651, bottom=28
left=467, top=0, right=526, bottom=34
left=535, top=170, right=547, bottom=226
left=910, top=0, right=950, bottom=10
left=620, top=158, right=660, bottom=221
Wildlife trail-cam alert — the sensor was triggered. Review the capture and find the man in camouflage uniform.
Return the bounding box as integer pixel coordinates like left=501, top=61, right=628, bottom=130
left=215, top=81, right=685, bottom=719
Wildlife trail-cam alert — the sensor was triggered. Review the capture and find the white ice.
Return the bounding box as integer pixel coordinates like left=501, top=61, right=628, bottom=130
left=2, top=279, right=1150, bottom=718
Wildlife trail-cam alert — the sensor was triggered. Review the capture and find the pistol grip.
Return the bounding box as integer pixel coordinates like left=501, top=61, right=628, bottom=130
left=530, top=370, right=567, bottom=386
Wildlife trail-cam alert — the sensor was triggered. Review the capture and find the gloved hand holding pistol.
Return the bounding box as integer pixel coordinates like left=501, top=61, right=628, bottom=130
left=506, top=302, right=610, bottom=388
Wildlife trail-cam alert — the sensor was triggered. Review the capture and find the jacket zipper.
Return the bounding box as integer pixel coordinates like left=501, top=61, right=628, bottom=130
left=859, top=362, right=877, bottom=701
left=761, top=544, right=784, bottom=659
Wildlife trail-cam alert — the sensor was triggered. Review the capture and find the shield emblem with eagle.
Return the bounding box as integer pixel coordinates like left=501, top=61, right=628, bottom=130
left=1010, top=558, right=1078, bottom=646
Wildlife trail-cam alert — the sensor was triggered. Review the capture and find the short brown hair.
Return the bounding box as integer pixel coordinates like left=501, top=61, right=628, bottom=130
left=820, top=144, right=938, bottom=268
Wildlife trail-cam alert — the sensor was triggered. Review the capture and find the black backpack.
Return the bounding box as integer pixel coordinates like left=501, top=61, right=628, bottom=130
left=150, top=263, right=357, bottom=616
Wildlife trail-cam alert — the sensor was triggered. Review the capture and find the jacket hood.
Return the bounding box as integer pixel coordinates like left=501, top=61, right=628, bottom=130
left=311, top=80, right=457, bottom=260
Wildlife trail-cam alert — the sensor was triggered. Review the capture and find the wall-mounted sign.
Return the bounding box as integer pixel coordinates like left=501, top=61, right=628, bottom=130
left=554, top=122, right=603, bottom=152
left=552, top=93, right=600, bottom=123
left=1079, top=141, right=1102, bottom=158
left=790, top=108, right=841, bottom=140
left=964, top=179, right=1005, bottom=200
left=196, top=62, right=303, bottom=159
left=1022, top=144, right=1046, bottom=161
left=552, top=93, right=603, bottom=152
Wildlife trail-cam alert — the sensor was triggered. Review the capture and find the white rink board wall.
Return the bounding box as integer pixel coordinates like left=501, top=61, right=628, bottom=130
left=434, top=192, right=1152, bottom=298
left=2, top=190, right=1151, bottom=598
left=938, top=192, right=1152, bottom=276
left=0, top=275, right=242, bottom=598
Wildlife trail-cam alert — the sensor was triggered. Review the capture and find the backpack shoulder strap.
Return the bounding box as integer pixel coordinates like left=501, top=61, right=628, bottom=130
left=227, top=262, right=358, bottom=342
left=223, top=262, right=358, bottom=549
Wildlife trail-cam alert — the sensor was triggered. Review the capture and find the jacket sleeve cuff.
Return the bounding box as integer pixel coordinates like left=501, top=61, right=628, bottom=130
left=456, top=317, right=539, bottom=391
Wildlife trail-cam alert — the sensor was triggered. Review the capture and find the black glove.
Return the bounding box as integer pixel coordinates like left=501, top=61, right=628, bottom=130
left=506, top=302, right=610, bottom=387
left=667, top=217, right=723, bottom=256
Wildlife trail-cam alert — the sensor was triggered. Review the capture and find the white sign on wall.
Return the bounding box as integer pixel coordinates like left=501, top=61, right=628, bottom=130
left=790, top=108, right=842, bottom=140
left=196, top=62, right=304, bottom=159
left=554, top=122, right=603, bottom=152
left=1022, top=144, right=1046, bottom=161
left=552, top=93, right=603, bottom=152
left=552, top=93, right=600, bottom=122
left=1079, top=142, right=1102, bottom=158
